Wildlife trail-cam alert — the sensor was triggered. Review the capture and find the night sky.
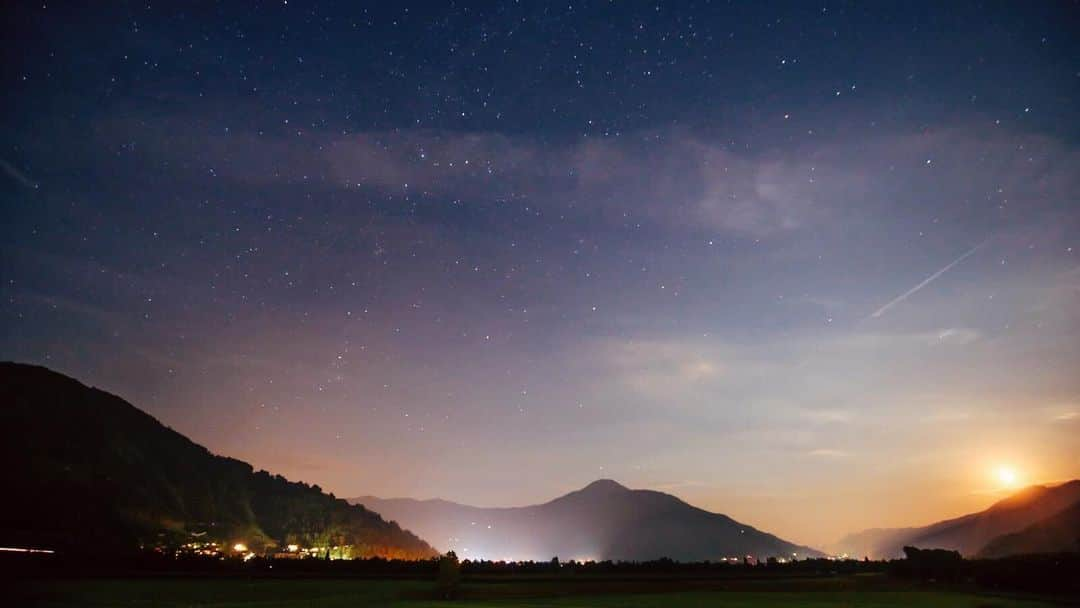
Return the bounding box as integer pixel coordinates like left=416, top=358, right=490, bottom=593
left=2, top=2, right=1078, bottom=548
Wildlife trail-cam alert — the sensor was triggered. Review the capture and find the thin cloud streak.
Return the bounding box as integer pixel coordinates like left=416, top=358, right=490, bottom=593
left=0, top=159, right=39, bottom=190
left=869, top=240, right=988, bottom=318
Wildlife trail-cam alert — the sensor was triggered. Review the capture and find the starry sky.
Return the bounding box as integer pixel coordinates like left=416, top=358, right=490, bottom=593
left=2, top=2, right=1078, bottom=548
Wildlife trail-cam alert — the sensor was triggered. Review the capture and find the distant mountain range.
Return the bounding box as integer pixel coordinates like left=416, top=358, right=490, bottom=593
left=977, top=500, right=1080, bottom=558
left=352, top=479, right=822, bottom=562
left=6, top=362, right=1075, bottom=564
left=0, top=363, right=437, bottom=559
left=835, top=480, right=1080, bottom=559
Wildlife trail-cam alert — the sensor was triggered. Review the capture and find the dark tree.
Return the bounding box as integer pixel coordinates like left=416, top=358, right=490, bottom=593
left=436, top=551, right=461, bottom=599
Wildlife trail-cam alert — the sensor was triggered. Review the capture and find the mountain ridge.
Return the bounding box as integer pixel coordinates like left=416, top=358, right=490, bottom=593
left=834, top=480, right=1080, bottom=559
left=352, top=479, right=821, bottom=562
left=977, top=501, right=1080, bottom=558
left=0, top=362, right=437, bottom=559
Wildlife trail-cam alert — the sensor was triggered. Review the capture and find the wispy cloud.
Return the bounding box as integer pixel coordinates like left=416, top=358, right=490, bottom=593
left=933, top=328, right=981, bottom=345
left=599, top=338, right=725, bottom=400
left=807, top=448, right=850, bottom=458
left=922, top=409, right=972, bottom=423
left=800, top=409, right=853, bottom=424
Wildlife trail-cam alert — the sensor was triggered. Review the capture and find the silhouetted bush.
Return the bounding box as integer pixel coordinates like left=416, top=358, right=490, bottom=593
left=891, top=546, right=963, bottom=582
left=436, top=551, right=461, bottom=599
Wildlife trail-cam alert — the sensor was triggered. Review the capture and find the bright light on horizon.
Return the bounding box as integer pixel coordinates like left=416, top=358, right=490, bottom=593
left=994, top=465, right=1020, bottom=490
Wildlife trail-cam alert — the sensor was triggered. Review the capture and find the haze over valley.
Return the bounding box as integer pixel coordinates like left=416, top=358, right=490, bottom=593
left=4, top=361, right=1078, bottom=566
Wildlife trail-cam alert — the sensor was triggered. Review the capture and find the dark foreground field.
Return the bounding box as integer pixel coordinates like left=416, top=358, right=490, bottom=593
left=14, top=576, right=1066, bottom=608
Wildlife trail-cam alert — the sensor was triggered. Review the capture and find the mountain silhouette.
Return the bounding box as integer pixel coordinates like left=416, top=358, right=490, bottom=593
left=0, top=362, right=437, bottom=559
left=353, top=479, right=821, bottom=562
left=977, top=500, right=1080, bottom=558
left=835, top=480, right=1080, bottom=558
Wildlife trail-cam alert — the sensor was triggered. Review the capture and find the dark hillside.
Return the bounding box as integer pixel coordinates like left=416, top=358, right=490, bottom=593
left=0, top=362, right=436, bottom=559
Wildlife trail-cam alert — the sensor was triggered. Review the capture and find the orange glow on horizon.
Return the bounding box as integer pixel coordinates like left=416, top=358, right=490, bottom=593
left=994, top=465, right=1021, bottom=490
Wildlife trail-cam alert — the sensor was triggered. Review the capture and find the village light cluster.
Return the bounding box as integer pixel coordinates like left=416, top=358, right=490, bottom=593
left=152, top=530, right=375, bottom=562
left=160, top=534, right=853, bottom=564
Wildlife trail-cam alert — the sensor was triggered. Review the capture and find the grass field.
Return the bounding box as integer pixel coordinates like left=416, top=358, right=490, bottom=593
left=14, top=577, right=1062, bottom=608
